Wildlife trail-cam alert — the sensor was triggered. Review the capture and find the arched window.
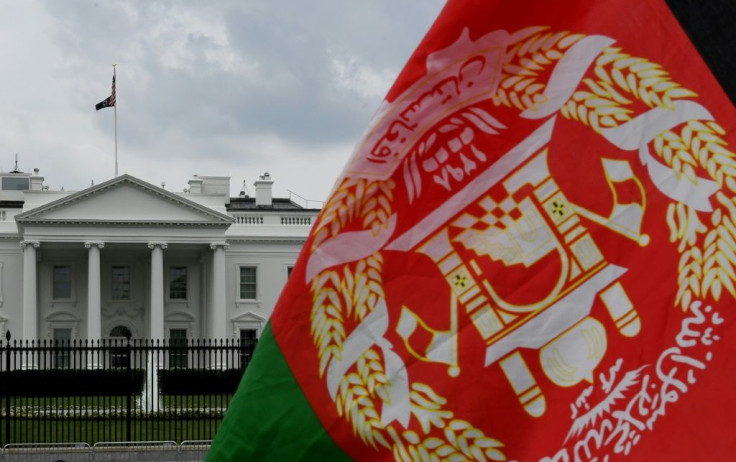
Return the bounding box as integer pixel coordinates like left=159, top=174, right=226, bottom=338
left=109, top=325, right=132, bottom=368
left=109, top=325, right=132, bottom=339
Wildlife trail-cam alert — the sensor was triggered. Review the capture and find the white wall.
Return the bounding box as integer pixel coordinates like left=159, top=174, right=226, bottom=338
left=225, top=240, right=302, bottom=338
left=0, top=242, right=23, bottom=339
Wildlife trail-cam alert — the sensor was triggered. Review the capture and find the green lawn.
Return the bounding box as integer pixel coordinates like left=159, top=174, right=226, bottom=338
left=0, top=394, right=232, bottom=445
left=1, top=417, right=221, bottom=444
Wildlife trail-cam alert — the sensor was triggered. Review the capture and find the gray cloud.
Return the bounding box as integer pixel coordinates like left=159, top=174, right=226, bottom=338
left=2, top=0, right=445, bottom=199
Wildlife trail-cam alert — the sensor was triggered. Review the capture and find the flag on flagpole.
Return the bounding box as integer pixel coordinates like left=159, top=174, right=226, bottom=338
left=95, top=71, right=116, bottom=111
left=208, top=0, right=736, bottom=460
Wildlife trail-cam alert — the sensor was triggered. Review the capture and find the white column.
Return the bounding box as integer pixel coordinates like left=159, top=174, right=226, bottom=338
left=148, top=242, right=167, bottom=340
left=209, top=242, right=228, bottom=339
left=21, top=241, right=40, bottom=341
left=85, top=242, right=104, bottom=341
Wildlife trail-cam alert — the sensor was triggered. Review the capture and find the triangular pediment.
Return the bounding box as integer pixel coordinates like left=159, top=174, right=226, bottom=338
left=17, top=174, right=233, bottom=226
left=166, top=311, right=196, bottom=322
left=231, top=312, right=267, bottom=323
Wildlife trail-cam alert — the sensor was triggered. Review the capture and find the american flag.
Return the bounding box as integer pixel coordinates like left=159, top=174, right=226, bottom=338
left=95, top=71, right=116, bottom=111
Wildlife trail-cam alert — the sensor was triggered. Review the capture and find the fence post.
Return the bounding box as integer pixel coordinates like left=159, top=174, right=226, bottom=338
left=126, top=333, right=132, bottom=442
left=4, top=331, right=11, bottom=446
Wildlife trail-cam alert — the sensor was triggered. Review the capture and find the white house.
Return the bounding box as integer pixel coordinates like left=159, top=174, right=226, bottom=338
left=0, top=168, right=319, bottom=345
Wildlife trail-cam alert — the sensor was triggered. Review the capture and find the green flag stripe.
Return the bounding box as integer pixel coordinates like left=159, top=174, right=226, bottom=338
left=207, top=323, right=351, bottom=461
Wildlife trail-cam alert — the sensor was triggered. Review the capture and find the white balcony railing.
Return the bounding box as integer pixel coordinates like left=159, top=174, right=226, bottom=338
left=230, top=213, right=317, bottom=226
left=280, top=216, right=312, bottom=225
left=233, top=215, right=264, bottom=225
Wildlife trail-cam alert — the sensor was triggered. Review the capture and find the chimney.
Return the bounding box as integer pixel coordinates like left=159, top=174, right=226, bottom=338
left=187, top=175, right=203, bottom=194
left=31, top=168, right=44, bottom=191
left=254, top=172, right=273, bottom=207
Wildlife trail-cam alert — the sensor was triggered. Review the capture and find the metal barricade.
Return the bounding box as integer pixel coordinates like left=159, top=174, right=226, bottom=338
left=179, top=440, right=212, bottom=462
left=91, top=441, right=178, bottom=462
left=0, top=440, right=211, bottom=461
left=2, top=442, right=91, bottom=462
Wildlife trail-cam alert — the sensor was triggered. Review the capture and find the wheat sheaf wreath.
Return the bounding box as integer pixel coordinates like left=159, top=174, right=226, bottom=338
left=309, top=26, right=736, bottom=461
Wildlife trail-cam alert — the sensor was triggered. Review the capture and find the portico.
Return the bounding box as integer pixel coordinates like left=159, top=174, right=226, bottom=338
left=15, top=175, right=233, bottom=342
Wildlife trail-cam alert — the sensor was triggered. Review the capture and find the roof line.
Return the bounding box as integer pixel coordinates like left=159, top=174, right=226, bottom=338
left=16, top=174, right=234, bottom=223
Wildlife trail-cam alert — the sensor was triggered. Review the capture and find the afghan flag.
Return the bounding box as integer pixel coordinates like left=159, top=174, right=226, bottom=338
left=95, top=70, right=116, bottom=111
left=208, top=0, right=736, bottom=460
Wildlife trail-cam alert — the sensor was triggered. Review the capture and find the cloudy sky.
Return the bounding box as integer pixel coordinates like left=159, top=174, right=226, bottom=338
left=0, top=0, right=445, bottom=205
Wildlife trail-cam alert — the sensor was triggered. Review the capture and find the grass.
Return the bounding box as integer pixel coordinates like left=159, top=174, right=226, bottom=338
left=0, top=394, right=232, bottom=445
left=1, top=418, right=221, bottom=444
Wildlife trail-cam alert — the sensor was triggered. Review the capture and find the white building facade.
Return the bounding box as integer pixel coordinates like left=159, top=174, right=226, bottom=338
left=0, top=170, right=319, bottom=344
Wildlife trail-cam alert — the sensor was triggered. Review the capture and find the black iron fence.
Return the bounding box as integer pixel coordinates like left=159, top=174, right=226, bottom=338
left=0, top=332, right=255, bottom=446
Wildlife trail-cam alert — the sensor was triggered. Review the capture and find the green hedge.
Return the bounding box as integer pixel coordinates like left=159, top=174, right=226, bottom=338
left=0, top=369, right=145, bottom=397
left=0, top=368, right=245, bottom=397
left=158, top=369, right=243, bottom=395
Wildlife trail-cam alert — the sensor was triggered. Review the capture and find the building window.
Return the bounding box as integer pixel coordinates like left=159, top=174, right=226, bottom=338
left=287, top=266, right=294, bottom=279
left=239, top=328, right=257, bottom=368
left=53, top=328, right=71, bottom=369
left=169, top=329, right=188, bottom=369
left=2, top=177, right=29, bottom=191
left=111, top=266, right=130, bottom=300
left=109, top=325, right=132, bottom=368
left=169, top=267, right=187, bottom=300
left=53, top=265, right=72, bottom=300
left=239, top=266, right=257, bottom=300
left=110, top=325, right=132, bottom=339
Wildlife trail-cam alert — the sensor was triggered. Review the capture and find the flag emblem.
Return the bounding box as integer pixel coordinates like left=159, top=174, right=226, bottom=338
left=304, top=22, right=732, bottom=461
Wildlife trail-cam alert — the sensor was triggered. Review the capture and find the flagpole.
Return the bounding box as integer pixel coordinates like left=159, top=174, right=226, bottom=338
left=113, top=64, right=118, bottom=177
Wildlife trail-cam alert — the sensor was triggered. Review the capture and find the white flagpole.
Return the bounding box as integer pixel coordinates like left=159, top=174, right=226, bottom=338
left=113, top=64, right=118, bottom=177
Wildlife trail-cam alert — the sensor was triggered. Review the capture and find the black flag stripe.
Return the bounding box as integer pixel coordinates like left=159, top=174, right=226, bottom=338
left=666, top=0, right=736, bottom=105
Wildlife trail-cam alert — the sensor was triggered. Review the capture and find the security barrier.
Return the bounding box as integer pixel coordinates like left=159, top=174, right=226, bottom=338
left=0, top=440, right=211, bottom=461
